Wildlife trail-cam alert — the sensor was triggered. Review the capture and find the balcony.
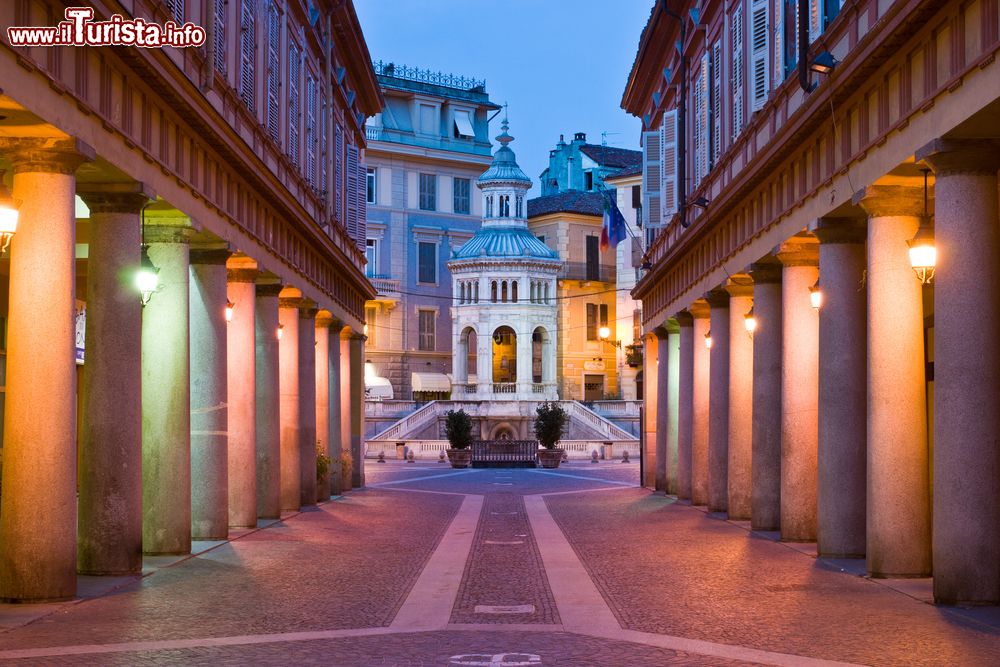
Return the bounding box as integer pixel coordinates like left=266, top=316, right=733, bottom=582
left=365, top=126, right=384, bottom=142
left=560, top=262, right=616, bottom=283
left=368, top=274, right=401, bottom=302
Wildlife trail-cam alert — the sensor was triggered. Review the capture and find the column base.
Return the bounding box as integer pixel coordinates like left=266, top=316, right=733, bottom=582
left=0, top=594, right=75, bottom=604
left=868, top=570, right=932, bottom=579
left=817, top=551, right=865, bottom=559
left=77, top=567, right=141, bottom=577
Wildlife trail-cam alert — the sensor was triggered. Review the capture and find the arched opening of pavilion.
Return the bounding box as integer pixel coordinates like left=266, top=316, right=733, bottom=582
left=492, top=325, right=517, bottom=392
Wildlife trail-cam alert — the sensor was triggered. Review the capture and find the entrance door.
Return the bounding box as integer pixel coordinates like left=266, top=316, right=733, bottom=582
left=583, top=374, right=604, bottom=401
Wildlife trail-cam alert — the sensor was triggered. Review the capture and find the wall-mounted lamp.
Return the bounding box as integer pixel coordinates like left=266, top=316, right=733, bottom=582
left=691, top=196, right=710, bottom=209
left=908, top=168, right=935, bottom=284
left=363, top=323, right=369, bottom=336
left=809, top=280, right=822, bottom=310
left=744, top=308, right=757, bottom=334
left=136, top=245, right=159, bottom=307
left=810, top=51, right=839, bottom=76
left=598, top=326, right=621, bottom=349
left=277, top=323, right=284, bottom=340
left=225, top=299, right=235, bottom=322
left=704, top=330, right=713, bottom=349
left=0, top=170, right=20, bottom=254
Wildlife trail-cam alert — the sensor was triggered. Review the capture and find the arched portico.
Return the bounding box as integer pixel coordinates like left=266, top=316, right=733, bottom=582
left=492, top=325, right=517, bottom=393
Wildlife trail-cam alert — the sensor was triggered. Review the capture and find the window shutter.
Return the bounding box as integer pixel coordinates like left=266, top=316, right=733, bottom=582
left=239, top=0, right=255, bottom=113
left=642, top=129, right=661, bottom=228
left=694, top=53, right=709, bottom=184
left=731, top=3, right=745, bottom=140
left=214, top=0, right=226, bottom=74
left=586, top=304, right=597, bottom=340
left=334, top=122, right=343, bottom=224
left=288, top=43, right=300, bottom=166
left=750, top=0, right=770, bottom=112
left=266, top=4, right=280, bottom=143
left=809, top=0, right=822, bottom=41
left=661, top=109, right=677, bottom=219
left=711, top=40, right=723, bottom=169
left=167, top=0, right=184, bottom=24
left=305, top=74, right=317, bottom=189
left=773, top=0, right=783, bottom=86
left=356, top=156, right=367, bottom=253
left=320, top=93, right=328, bottom=195
left=346, top=144, right=359, bottom=248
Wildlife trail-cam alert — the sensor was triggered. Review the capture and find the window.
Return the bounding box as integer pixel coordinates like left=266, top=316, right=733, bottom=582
left=537, top=235, right=545, bottom=244
left=515, top=196, right=523, bottom=218
left=584, top=171, right=594, bottom=190
left=365, top=239, right=378, bottom=277
left=367, top=168, right=377, bottom=204
left=166, top=0, right=184, bottom=24
left=239, top=0, right=255, bottom=112
left=215, top=0, right=227, bottom=75
left=265, top=3, right=280, bottom=141
left=418, top=310, right=435, bottom=351
left=453, top=177, right=470, bottom=214
left=305, top=73, right=317, bottom=188
left=586, top=235, right=600, bottom=281
left=288, top=41, right=300, bottom=166
left=512, top=281, right=518, bottom=303
left=587, top=303, right=598, bottom=341
left=419, top=173, right=436, bottom=211
left=417, top=241, right=436, bottom=284
left=454, top=110, right=476, bottom=138
left=491, top=281, right=498, bottom=302
left=366, top=306, right=377, bottom=347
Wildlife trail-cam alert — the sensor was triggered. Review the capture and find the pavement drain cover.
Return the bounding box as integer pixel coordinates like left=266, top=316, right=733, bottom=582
left=474, top=604, right=536, bottom=614
left=483, top=540, right=524, bottom=545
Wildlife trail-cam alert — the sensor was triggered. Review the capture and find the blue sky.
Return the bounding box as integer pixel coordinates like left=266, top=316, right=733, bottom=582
left=354, top=0, right=653, bottom=198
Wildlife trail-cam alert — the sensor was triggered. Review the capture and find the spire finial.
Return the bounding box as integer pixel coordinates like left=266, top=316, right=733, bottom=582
left=496, top=103, right=513, bottom=146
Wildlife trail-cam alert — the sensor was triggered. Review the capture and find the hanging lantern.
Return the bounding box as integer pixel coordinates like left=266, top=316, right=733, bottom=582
left=225, top=299, right=236, bottom=322
left=908, top=168, right=936, bottom=284
left=277, top=323, right=284, bottom=340
left=744, top=308, right=757, bottom=334
left=0, top=170, right=19, bottom=254
left=704, top=330, right=713, bottom=349
left=136, top=244, right=160, bottom=307
left=809, top=280, right=822, bottom=310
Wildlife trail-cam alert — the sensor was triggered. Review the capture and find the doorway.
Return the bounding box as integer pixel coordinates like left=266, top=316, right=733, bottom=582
left=583, top=374, right=604, bottom=402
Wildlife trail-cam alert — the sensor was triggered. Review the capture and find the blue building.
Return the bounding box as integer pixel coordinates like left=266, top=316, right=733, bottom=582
left=363, top=62, right=499, bottom=400
left=538, top=132, right=642, bottom=196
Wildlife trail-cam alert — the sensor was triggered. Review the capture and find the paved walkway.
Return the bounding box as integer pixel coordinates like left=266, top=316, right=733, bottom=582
left=0, top=462, right=998, bottom=665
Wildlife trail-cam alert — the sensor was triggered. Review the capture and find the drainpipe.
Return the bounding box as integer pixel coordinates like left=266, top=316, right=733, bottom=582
left=661, top=0, right=689, bottom=228
left=798, top=0, right=813, bottom=92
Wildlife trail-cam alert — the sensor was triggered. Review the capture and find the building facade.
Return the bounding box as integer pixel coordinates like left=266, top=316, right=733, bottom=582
left=624, top=0, right=1000, bottom=605
left=539, top=132, right=642, bottom=196
left=362, top=62, right=498, bottom=400
left=0, top=0, right=379, bottom=602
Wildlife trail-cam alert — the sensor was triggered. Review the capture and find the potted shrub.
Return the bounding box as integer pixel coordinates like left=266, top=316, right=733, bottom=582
left=316, top=441, right=332, bottom=502
left=444, top=409, right=474, bottom=468
left=534, top=402, right=567, bottom=468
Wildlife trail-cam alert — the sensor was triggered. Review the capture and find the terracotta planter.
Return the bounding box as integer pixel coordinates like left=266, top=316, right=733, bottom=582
left=537, top=448, right=564, bottom=469
left=447, top=448, right=473, bottom=468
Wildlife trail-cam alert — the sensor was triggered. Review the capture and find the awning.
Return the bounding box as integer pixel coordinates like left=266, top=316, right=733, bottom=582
left=454, top=110, right=475, bottom=138
left=411, top=372, right=452, bottom=393
left=365, top=375, right=394, bottom=399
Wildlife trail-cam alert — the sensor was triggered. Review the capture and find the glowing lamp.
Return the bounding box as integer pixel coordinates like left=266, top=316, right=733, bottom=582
left=225, top=299, right=235, bottom=322
left=136, top=245, right=160, bottom=306
left=704, top=330, right=713, bottom=349
left=598, top=326, right=611, bottom=340
left=744, top=308, right=757, bottom=334
left=0, top=170, right=18, bottom=254
left=809, top=280, right=822, bottom=310
left=908, top=221, right=936, bottom=285
left=277, top=323, right=284, bottom=340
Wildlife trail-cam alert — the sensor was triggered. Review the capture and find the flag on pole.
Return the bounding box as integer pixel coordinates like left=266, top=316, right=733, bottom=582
left=599, top=188, right=627, bottom=253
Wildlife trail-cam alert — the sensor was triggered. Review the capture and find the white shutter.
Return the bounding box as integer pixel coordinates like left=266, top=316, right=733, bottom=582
left=773, top=0, right=783, bottom=87
left=661, top=109, right=677, bottom=219
left=642, top=129, right=662, bottom=228
left=809, top=0, right=822, bottom=41
left=320, top=93, right=328, bottom=195
left=306, top=74, right=317, bottom=189
left=239, top=0, right=255, bottom=113
left=266, top=4, right=280, bottom=143
left=346, top=144, right=360, bottom=246
left=711, top=40, right=722, bottom=169
left=694, top=53, right=709, bottom=184
left=288, top=42, right=300, bottom=166
left=732, top=3, right=745, bottom=139
left=356, top=157, right=367, bottom=252
left=334, top=123, right=343, bottom=224
left=214, top=0, right=226, bottom=74
left=750, top=0, right=769, bottom=112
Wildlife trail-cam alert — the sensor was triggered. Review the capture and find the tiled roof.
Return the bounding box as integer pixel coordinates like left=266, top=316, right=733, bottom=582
left=452, top=227, right=559, bottom=260
left=606, top=163, right=643, bottom=179
left=527, top=190, right=605, bottom=218
left=579, top=144, right=643, bottom=169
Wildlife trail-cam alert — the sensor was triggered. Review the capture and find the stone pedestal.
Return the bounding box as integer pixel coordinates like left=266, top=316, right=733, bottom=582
left=298, top=305, right=318, bottom=507
left=855, top=185, right=931, bottom=577
left=190, top=248, right=230, bottom=540
left=691, top=306, right=710, bottom=506
left=0, top=141, right=92, bottom=601
left=278, top=295, right=301, bottom=511
left=227, top=264, right=258, bottom=528
left=725, top=285, right=754, bottom=520
left=749, top=262, right=782, bottom=531
left=254, top=282, right=282, bottom=519
left=142, top=225, right=193, bottom=555
left=815, top=218, right=868, bottom=559
left=77, top=186, right=150, bottom=576
left=919, top=139, right=1000, bottom=604
left=676, top=312, right=694, bottom=500
left=706, top=290, right=730, bottom=513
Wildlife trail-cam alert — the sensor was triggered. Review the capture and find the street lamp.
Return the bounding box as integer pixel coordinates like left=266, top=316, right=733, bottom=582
left=136, top=244, right=159, bottom=307
left=225, top=299, right=235, bottom=322
left=908, top=168, right=935, bottom=284
left=598, top=326, right=621, bottom=349
left=0, top=170, right=19, bottom=254
left=744, top=307, right=757, bottom=334
left=809, top=280, right=822, bottom=310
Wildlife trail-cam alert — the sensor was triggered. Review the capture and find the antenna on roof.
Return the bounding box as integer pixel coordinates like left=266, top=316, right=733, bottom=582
left=487, top=100, right=506, bottom=123
left=600, top=131, right=621, bottom=146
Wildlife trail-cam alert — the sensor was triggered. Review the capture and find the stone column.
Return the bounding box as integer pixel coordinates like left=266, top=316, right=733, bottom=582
left=315, top=315, right=331, bottom=502
left=298, top=304, right=318, bottom=507
left=327, top=320, right=345, bottom=495
left=814, top=218, right=868, bottom=559
left=76, top=185, right=151, bottom=576
left=726, top=282, right=754, bottom=520
left=654, top=327, right=670, bottom=492
left=706, top=290, right=730, bottom=513
left=750, top=262, right=782, bottom=531
left=142, top=223, right=193, bottom=555
left=0, top=140, right=92, bottom=601
left=676, top=312, right=694, bottom=500
left=278, top=293, right=301, bottom=511
left=254, top=281, right=282, bottom=519
left=227, top=261, right=258, bottom=528
left=918, top=139, right=1000, bottom=604
left=189, top=248, right=230, bottom=541
left=691, top=303, right=711, bottom=506
left=340, top=333, right=353, bottom=492
left=777, top=241, right=819, bottom=542
left=666, top=327, right=681, bottom=495
left=855, top=185, right=931, bottom=577
left=349, top=333, right=366, bottom=488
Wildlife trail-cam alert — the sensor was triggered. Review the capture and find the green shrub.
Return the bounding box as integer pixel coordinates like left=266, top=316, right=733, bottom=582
left=444, top=409, right=474, bottom=450
left=534, top=402, right=567, bottom=450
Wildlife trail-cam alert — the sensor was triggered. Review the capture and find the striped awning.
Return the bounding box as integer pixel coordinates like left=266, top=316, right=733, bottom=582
left=411, top=372, right=451, bottom=393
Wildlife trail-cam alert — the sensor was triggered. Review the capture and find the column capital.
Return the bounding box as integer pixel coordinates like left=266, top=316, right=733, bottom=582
left=189, top=247, right=232, bottom=265
left=689, top=300, right=710, bottom=319
left=916, top=138, right=1000, bottom=176
left=704, top=288, right=730, bottom=308
left=349, top=332, right=367, bottom=342
left=724, top=276, right=754, bottom=298
left=0, top=137, right=95, bottom=174
left=255, top=282, right=283, bottom=298
left=319, top=315, right=345, bottom=331
left=228, top=268, right=259, bottom=283
left=653, top=325, right=671, bottom=340
left=298, top=300, right=319, bottom=320
left=278, top=296, right=302, bottom=309
left=77, top=183, right=155, bottom=214
left=749, top=261, right=783, bottom=284
left=675, top=310, right=694, bottom=327
left=852, top=185, right=926, bottom=218
left=813, top=217, right=868, bottom=245
left=775, top=238, right=818, bottom=267
left=144, top=224, right=196, bottom=244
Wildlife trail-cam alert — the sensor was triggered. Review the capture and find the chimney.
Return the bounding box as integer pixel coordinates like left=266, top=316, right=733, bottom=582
left=574, top=132, right=587, bottom=142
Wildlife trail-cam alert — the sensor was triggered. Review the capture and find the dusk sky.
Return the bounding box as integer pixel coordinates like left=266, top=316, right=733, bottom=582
left=354, top=0, right=653, bottom=197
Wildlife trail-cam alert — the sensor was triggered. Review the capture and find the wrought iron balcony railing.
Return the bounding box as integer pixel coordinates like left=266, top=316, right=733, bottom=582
left=559, top=262, right=616, bottom=283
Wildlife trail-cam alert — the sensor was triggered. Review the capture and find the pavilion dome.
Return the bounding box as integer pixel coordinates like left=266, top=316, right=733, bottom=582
left=452, top=226, right=559, bottom=261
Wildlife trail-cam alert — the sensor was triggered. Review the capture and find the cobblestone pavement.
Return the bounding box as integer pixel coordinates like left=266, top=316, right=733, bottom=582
left=0, top=461, right=998, bottom=666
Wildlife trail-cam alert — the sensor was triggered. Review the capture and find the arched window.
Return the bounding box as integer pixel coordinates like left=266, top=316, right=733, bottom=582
left=544, top=282, right=550, bottom=304
left=512, top=281, right=518, bottom=303
left=530, top=281, right=536, bottom=303
left=501, top=281, right=508, bottom=302
left=491, top=280, right=497, bottom=303
left=516, top=196, right=523, bottom=218
left=474, top=282, right=480, bottom=303
left=462, top=282, right=468, bottom=303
